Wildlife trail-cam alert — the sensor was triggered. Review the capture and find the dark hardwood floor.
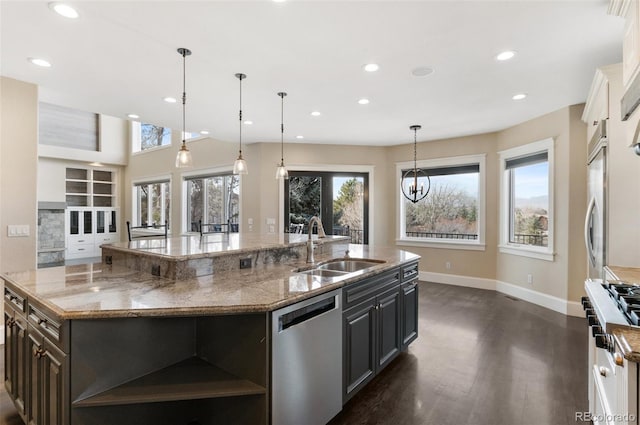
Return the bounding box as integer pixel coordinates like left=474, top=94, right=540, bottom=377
left=1, top=282, right=587, bottom=425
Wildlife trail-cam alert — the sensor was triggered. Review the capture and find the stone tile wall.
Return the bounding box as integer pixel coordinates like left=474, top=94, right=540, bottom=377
left=37, top=209, right=65, bottom=267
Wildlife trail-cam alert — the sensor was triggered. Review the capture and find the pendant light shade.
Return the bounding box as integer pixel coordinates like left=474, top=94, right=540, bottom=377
left=275, top=91, right=289, bottom=180
left=233, top=73, right=248, bottom=175
left=175, top=47, right=193, bottom=168
left=401, top=125, right=430, bottom=203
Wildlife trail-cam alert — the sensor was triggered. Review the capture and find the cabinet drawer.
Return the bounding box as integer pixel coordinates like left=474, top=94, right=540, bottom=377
left=95, top=233, right=119, bottom=245
left=68, top=234, right=95, bottom=245
left=66, top=243, right=95, bottom=259
left=27, top=303, right=68, bottom=352
left=401, top=262, right=419, bottom=282
left=593, top=348, right=617, bottom=419
left=4, top=285, right=26, bottom=314
left=343, top=269, right=400, bottom=311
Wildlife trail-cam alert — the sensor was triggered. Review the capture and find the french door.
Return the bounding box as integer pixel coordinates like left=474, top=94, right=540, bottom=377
left=284, top=171, right=369, bottom=244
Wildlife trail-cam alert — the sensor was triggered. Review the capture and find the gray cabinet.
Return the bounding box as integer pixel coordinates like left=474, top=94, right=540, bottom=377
left=26, top=319, right=68, bottom=425
left=343, top=269, right=403, bottom=402
left=4, top=300, right=28, bottom=421
left=401, top=281, right=419, bottom=349
left=4, top=281, right=69, bottom=425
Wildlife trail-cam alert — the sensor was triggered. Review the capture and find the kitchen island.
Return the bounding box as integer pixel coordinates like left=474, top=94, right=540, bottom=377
left=3, top=234, right=420, bottom=425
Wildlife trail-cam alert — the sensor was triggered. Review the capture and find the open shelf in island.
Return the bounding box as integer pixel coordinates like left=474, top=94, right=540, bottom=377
left=73, top=356, right=266, bottom=407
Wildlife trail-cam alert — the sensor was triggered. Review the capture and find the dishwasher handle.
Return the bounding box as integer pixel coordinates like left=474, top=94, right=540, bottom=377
left=279, top=295, right=337, bottom=332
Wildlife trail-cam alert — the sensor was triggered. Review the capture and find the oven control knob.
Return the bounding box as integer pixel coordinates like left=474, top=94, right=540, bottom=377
left=588, top=315, right=599, bottom=327
left=592, top=326, right=603, bottom=337
left=595, top=334, right=609, bottom=350
left=581, top=297, right=591, bottom=309
left=614, top=352, right=624, bottom=366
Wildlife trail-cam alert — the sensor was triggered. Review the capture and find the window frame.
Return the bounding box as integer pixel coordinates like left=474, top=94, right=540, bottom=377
left=396, top=153, right=486, bottom=251
left=131, top=175, right=172, bottom=228
left=180, top=166, right=241, bottom=235
left=498, top=138, right=555, bottom=261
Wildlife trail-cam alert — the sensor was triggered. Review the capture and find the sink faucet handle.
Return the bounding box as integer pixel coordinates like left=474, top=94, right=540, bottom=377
left=344, top=249, right=350, bottom=258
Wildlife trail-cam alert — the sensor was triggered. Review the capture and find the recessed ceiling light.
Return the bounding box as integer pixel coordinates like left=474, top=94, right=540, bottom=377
left=163, top=97, right=177, bottom=103
left=200, top=130, right=210, bottom=135
left=411, top=67, right=434, bottom=77
left=28, top=58, right=51, bottom=68
left=496, top=50, right=516, bottom=61
left=127, top=113, right=139, bottom=119
left=296, top=135, right=304, bottom=139
left=310, top=111, right=321, bottom=117
left=88, top=162, right=103, bottom=167
left=243, top=120, right=253, bottom=125
left=358, top=98, right=370, bottom=105
left=48, top=2, right=79, bottom=19
left=363, top=63, right=379, bottom=73
left=512, top=93, right=527, bottom=100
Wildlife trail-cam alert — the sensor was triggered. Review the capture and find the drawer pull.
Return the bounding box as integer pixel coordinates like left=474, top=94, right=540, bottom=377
left=6, top=318, right=15, bottom=328
left=33, top=347, right=46, bottom=359
left=599, top=366, right=609, bottom=377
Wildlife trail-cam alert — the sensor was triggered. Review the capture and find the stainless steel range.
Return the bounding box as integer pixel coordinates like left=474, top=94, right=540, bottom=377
left=584, top=278, right=639, bottom=425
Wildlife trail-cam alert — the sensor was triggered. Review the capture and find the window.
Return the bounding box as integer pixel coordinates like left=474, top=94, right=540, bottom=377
left=284, top=171, right=369, bottom=244
left=131, top=122, right=172, bottom=152
left=184, top=174, right=240, bottom=233
left=499, top=139, right=554, bottom=261
left=133, top=179, right=171, bottom=228
left=397, top=154, right=485, bottom=250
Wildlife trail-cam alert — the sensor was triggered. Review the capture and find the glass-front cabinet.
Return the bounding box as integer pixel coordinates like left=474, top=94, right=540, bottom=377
left=64, top=166, right=120, bottom=260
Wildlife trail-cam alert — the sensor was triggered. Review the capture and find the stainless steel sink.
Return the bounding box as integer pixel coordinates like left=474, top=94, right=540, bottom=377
left=296, top=269, right=349, bottom=278
left=317, top=259, right=385, bottom=273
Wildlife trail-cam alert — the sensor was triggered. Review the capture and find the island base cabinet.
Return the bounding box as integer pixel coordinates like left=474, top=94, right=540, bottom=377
left=343, top=285, right=402, bottom=402
left=27, top=326, right=68, bottom=425
left=401, top=281, right=419, bottom=349
left=4, top=302, right=28, bottom=421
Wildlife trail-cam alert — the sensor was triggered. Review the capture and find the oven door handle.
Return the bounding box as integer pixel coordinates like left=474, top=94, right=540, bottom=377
left=585, top=197, right=597, bottom=267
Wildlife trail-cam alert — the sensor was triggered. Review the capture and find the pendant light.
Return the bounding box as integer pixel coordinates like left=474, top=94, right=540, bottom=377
left=175, top=47, right=193, bottom=168
left=401, top=125, right=430, bottom=203
left=275, top=91, right=289, bottom=180
left=233, top=73, right=248, bottom=175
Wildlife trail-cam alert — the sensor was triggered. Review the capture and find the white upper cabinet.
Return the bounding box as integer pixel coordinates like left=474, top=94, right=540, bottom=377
left=610, top=0, right=640, bottom=90
left=582, top=67, right=610, bottom=142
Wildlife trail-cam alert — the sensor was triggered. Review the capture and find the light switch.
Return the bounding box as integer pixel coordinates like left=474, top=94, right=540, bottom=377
left=7, top=225, right=29, bottom=237
left=266, top=218, right=276, bottom=225
left=247, top=218, right=254, bottom=225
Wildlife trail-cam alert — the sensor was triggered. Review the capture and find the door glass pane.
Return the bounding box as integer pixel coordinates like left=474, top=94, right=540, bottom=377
left=109, top=211, right=117, bottom=233
left=288, top=176, right=322, bottom=233
left=70, top=211, right=79, bottom=235
left=333, top=177, right=364, bottom=244
left=83, top=211, right=92, bottom=234
left=96, top=211, right=105, bottom=233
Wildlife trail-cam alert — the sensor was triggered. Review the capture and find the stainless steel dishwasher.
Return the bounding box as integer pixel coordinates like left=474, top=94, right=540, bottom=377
left=272, top=288, right=342, bottom=425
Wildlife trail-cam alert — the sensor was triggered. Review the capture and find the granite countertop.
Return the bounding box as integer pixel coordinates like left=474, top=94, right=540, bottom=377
left=606, top=265, right=640, bottom=285
left=106, top=233, right=348, bottom=260
left=1, top=243, right=419, bottom=320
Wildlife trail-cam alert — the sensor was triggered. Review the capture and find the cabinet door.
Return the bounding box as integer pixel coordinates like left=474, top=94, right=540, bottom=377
left=401, top=281, right=419, bottom=349
left=343, top=298, right=377, bottom=401
left=376, top=286, right=401, bottom=371
left=14, top=314, right=28, bottom=418
left=27, top=331, right=44, bottom=425
left=41, top=339, right=68, bottom=425
left=4, top=306, right=16, bottom=398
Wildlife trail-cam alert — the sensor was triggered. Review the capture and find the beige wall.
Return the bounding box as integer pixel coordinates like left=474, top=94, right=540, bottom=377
left=496, top=105, right=587, bottom=301
left=0, top=77, right=38, bottom=273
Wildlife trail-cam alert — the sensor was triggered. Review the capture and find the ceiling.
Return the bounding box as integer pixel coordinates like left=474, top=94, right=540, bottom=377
left=0, top=1, right=625, bottom=146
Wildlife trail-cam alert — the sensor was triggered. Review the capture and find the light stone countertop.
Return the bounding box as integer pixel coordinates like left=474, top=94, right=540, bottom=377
left=607, top=265, right=640, bottom=285
left=614, top=329, right=640, bottom=363
left=1, top=244, right=420, bottom=320
left=106, top=233, right=347, bottom=260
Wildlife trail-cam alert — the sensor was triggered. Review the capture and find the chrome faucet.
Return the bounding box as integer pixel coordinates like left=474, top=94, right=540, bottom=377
left=306, top=216, right=326, bottom=263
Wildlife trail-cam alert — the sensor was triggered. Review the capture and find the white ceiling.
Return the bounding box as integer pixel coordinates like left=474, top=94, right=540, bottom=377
left=0, top=0, right=625, bottom=146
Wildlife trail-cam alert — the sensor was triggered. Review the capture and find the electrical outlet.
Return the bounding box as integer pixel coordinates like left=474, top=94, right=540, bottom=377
left=151, top=265, right=161, bottom=276
left=527, top=274, right=533, bottom=285
left=240, top=257, right=252, bottom=269
left=445, top=261, right=451, bottom=270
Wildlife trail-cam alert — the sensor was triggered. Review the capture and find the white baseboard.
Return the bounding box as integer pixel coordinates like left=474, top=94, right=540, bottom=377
left=420, top=271, right=583, bottom=317
left=419, top=271, right=496, bottom=291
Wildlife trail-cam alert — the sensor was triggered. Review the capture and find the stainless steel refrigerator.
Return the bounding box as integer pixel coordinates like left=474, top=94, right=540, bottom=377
left=585, top=120, right=607, bottom=280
